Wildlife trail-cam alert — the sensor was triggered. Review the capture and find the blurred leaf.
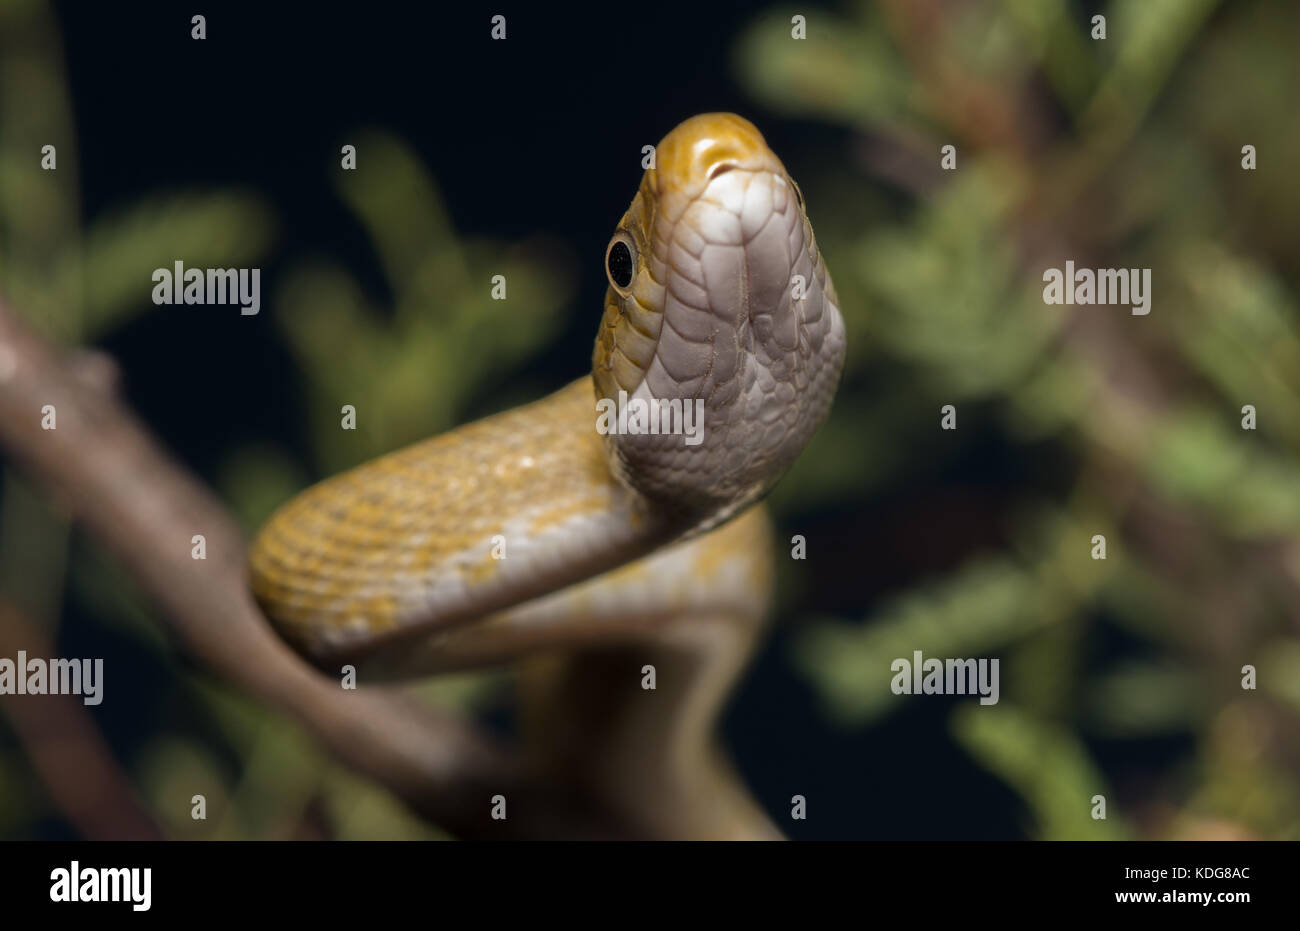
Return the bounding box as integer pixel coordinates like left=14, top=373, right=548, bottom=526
left=275, top=143, right=577, bottom=473
left=1173, top=243, right=1300, bottom=449
left=797, top=558, right=1050, bottom=724
left=211, top=718, right=321, bottom=840
left=406, top=669, right=507, bottom=711
left=1186, top=703, right=1300, bottom=840
left=1082, top=0, right=1222, bottom=145
left=951, top=703, right=1129, bottom=839
left=857, top=161, right=1062, bottom=396
left=1259, top=640, right=1300, bottom=714
left=0, top=0, right=81, bottom=338
left=999, top=0, right=1097, bottom=110
left=1084, top=661, right=1206, bottom=736
left=136, top=737, right=230, bottom=839
left=335, top=131, right=463, bottom=295
left=1144, top=409, right=1300, bottom=536
left=799, top=504, right=1114, bottom=726
left=73, top=193, right=276, bottom=339
left=732, top=9, right=912, bottom=128
left=327, top=769, right=448, bottom=840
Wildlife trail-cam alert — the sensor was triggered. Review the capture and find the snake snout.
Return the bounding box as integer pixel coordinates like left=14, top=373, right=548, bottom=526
left=653, top=113, right=774, bottom=192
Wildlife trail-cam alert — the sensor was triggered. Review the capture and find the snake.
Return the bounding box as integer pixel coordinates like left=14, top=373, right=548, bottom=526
left=248, top=113, right=846, bottom=839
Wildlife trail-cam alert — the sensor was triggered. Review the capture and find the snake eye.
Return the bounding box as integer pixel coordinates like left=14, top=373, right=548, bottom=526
left=606, top=234, right=636, bottom=292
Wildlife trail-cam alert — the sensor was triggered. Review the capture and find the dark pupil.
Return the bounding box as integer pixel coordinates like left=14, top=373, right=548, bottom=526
left=608, top=241, right=633, bottom=288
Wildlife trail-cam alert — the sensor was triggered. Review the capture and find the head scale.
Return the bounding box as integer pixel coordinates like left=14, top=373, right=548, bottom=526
left=593, top=113, right=846, bottom=522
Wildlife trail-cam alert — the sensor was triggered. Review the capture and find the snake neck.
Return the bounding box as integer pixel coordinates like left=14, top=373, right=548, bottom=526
left=518, top=624, right=779, bottom=840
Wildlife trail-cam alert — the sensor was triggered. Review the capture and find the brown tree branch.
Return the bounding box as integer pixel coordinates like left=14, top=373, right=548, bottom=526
left=0, top=599, right=164, bottom=840
left=0, top=299, right=619, bottom=839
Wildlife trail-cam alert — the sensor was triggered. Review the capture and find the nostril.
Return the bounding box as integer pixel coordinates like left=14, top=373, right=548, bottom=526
left=708, top=162, right=737, bottom=180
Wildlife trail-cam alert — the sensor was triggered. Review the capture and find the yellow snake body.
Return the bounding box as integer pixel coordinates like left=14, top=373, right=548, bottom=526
left=249, top=114, right=845, bottom=837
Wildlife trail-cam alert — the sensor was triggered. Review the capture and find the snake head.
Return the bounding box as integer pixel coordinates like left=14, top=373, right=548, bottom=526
left=593, top=113, right=846, bottom=523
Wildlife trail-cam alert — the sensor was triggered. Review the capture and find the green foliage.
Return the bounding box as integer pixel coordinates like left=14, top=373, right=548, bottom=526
left=737, top=0, right=1300, bottom=839
left=271, top=131, right=577, bottom=472
left=951, top=703, right=1128, bottom=839
left=855, top=162, right=1059, bottom=397
left=0, top=2, right=276, bottom=343
left=77, top=194, right=276, bottom=340
left=1084, top=661, right=1206, bottom=737
left=796, top=506, right=1113, bottom=725
left=798, top=558, right=1049, bottom=725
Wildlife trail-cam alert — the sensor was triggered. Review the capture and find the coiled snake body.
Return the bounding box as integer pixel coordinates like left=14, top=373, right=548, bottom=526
left=249, top=114, right=846, bottom=839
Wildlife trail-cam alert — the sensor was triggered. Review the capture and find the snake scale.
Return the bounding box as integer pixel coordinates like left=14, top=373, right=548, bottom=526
left=249, top=113, right=846, bottom=839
